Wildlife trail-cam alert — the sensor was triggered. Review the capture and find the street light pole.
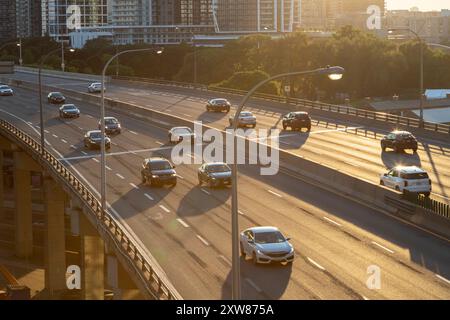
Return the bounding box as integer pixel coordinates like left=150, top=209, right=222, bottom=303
left=230, top=66, right=345, bottom=300
left=61, top=41, right=65, bottom=72
left=18, top=39, right=22, bottom=66
left=191, top=32, right=197, bottom=85
left=388, top=28, right=424, bottom=126
left=100, top=47, right=163, bottom=215
left=38, top=47, right=75, bottom=154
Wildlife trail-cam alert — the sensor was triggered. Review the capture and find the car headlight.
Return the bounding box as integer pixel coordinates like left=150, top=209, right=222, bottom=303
left=152, top=175, right=158, bottom=179
left=171, top=173, right=177, bottom=177
left=289, top=247, right=294, bottom=254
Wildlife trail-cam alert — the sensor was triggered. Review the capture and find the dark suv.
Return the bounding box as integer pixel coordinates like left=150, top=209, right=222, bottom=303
left=48, top=92, right=66, bottom=104
left=282, top=112, right=311, bottom=132
left=141, top=157, right=177, bottom=187
left=198, top=162, right=232, bottom=187
left=381, top=131, right=418, bottom=153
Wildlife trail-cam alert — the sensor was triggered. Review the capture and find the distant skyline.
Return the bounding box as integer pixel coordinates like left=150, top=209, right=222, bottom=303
left=386, top=0, right=449, bottom=11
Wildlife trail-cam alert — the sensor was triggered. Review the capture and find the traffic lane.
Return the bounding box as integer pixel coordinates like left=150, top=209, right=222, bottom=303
left=3, top=85, right=450, bottom=298
left=9, top=73, right=450, bottom=199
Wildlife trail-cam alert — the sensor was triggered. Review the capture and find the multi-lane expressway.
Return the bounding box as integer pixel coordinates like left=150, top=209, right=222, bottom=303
left=0, top=72, right=449, bottom=299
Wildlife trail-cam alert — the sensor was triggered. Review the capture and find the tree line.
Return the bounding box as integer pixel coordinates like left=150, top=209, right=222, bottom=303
left=1, top=26, right=449, bottom=103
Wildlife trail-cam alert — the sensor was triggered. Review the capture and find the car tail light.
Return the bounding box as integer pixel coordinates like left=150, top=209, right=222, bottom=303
left=404, top=181, right=408, bottom=187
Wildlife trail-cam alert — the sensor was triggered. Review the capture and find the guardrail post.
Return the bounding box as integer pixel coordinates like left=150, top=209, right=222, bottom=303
left=80, top=212, right=105, bottom=300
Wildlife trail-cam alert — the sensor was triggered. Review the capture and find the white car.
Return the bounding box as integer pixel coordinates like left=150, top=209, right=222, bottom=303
left=229, top=111, right=257, bottom=128
left=240, top=226, right=294, bottom=265
left=0, top=85, right=13, bottom=96
left=380, top=166, right=431, bottom=197
left=168, top=126, right=196, bottom=144
left=88, top=82, right=104, bottom=93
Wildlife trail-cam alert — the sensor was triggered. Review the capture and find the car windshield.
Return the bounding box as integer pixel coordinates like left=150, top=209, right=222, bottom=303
left=0, top=85, right=9, bottom=89
left=214, top=99, right=227, bottom=104
left=64, top=105, right=76, bottom=110
left=173, top=128, right=192, bottom=134
left=240, top=112, right=253, bottom=117
left=151, top=161, right=172, bottom=171
left=105, top=118, right=118, bottom=124
left=401, top=172, right=429, bottom=180
left=206, top=164, right=230, bottom=173
left=52, top=93, right=63, bottom=97
left=92, top=83, right=101, bottom=86
left=399, top=134, right=414, bottom=139
left=90, top=132, right=102, bottom=139
left=254, top=231, right=285, bottom=244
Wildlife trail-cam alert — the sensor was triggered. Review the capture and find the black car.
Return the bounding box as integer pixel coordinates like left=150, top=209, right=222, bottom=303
left=381, top=131, right=418, bottom=153
left=59, top=104, right=80, bottom=118
left=48, top=92, right=66, bottom=104
left=98, top=117, right=121, bottom=135
left=83, top=130, right=111, bottom=150
left=282, top=112, right=311, bottom=132
left=198, top=162, right=232, bottom=187
left=206, top=98, right=231, bottom=112
left=141, top=158, right=177, bottom=187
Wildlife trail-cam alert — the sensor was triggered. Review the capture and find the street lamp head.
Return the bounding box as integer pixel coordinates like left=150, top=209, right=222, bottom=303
left=69, top=48, right=75, bottom=53
left=320, top=66, right=345, bottom=80
left=16, top=43, right=21, bottom=47
left=156, top=48, right=164, bottom=55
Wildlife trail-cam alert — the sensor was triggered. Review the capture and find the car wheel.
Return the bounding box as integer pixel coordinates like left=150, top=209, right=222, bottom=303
left=252, top=124, right=256, bottom=128
left=413, top=148, right=418, bottom=153
left=381, top=144, right=386, bottom=152
left=226, top=108, right=230, bottom=113
left=282, top=124, right=287, bottom=130
left=240, top=242, right=246, bottom=258
left=252, top=252, right=258, bottom=264
left=394, top=145, right=400, bottom=153
left=380, top=180, right=384, bottom=186
left=306, top=127, right=311, bottom=132
left=424, top=192, right=430, bottom=197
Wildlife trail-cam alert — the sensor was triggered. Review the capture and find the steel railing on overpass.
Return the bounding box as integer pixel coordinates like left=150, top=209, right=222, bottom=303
left=0, top=118, right=182, bottom=300
left=113, top=75, right=450, bottom=136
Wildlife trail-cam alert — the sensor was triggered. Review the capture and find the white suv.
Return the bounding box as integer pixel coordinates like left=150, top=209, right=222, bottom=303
left=88, top=82, right=104, bottom=93
left=380, top=166, right=431, bottom=197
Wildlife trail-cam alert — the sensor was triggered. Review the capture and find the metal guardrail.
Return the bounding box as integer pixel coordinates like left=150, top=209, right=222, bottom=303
left=403, top=192, right=450, bottom=219
left=113, top=75, right=450, bottom=136
left=0, top=118, right=181, bottom=300
left=385, top=195, right=417, bottom=214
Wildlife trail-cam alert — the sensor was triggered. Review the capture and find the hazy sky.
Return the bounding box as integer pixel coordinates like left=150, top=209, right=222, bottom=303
left=386, top=0, right=449, bottom=11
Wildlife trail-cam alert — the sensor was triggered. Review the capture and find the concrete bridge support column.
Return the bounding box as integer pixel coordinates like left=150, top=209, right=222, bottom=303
left=13, top=151, right=39, bottom=259
left=106, top=252, right=143, bottom=300
left=80, top=213, right=104, bottom=300
left=44, top=175, right=67, bottom=297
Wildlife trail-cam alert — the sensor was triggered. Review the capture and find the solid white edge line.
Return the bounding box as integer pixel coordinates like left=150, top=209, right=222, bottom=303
left=176, top=218, right=189, bottom=228
left=371, top=241, right=395, bottom=254
left=307, top=257, right=326, bottom=271
left=130, top=183, right=139, bottom=189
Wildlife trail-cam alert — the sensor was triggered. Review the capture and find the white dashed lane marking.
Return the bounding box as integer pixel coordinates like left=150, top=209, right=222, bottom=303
left=176, top=218, right=189, bottom=228
left=323, top=216, right=342, bottom=227
left=116, top=173, right=125, bottom=180
left=238, top=210, right=245, bottom=215
left=159, top=205, right=170, bottom=213
left=81, top=151, right=87, bottom=155
left=156, top=141, right=164, bottom=145
left=267, top=190, right=282, bottom=198
left=307, top=257, right=326, bottom=271
left=61, top=139, right=67, bottom=144
left=144, top=193, right=154, bottom=201
left=196, top=235, right=210, bottom=246
left=201, top=188, right=211, bottom=195
left=130, top=183, right=139, bottom=190
left=129, top=130, right=138, bottom=135
left=70, top=145, right=77, bottom=149
left=105, top=165, right=112, bottom=171
left=52, top=134, right=58, bottom=138
left=371, top=241, right=395, bottom=254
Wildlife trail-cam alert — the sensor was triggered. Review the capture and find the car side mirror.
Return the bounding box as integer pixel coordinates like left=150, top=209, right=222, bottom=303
left=384, top=173, right=388, bottom=177
left=172, top=165, right=176, bottom=168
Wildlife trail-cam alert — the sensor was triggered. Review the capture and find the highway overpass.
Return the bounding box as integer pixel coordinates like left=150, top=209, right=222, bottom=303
left=0, top=69, right=449, bottom=299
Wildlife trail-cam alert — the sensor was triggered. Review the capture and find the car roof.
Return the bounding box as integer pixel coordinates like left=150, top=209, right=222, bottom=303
left=246, top=226, right=280, bottom=233
left=104, top=116, right=118, bottom=120
left=50, top=92, right=63, bottom=94
left=291, top=111, right=309, bottom=115
left=87, top=130, right=101, bottom=135
left=393, top=166, right=426, bottom=174
left=145, top=157, right=170, bottom=163
left=62, top=104, right=76, bottom=107
left=172, top=126, right=191, bottom=130
left=211, top=98, right=227, bottom=101
left=0, top=84, right=10, bottom=87
left=391, top=130, right=412, bottom=135
left=205, top=162, right=227, bottom=166
left=239, top=111, right=253, bottom=115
